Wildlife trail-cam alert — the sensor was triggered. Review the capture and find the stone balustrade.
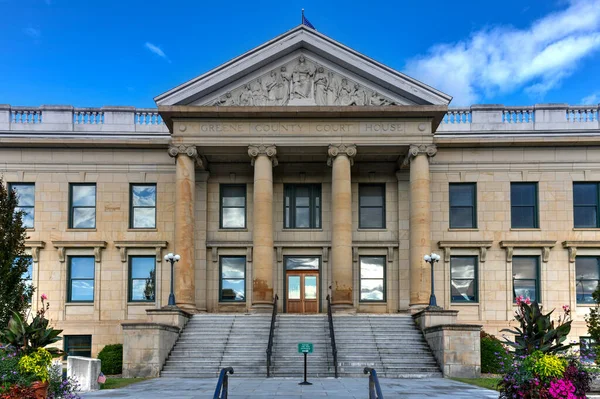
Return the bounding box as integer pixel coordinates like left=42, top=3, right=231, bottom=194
left=439, top=103, right=600, bottom=132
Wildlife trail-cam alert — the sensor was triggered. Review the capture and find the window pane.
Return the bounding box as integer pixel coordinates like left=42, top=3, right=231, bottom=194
left=295, top=186, right=310, bottom=207
left=221, top=257, right=245, bottom=278
left=65, top=336, right=91, bottom=358
left=576, top=257, right=600, bottom=280
left=575, top=206, right=597, bottom=228
left=288, top=276, right=301, bottom=299
left=451, top=257, right=475, bottom=279
left=16, top=207, right=34, bottom=229
left=450, top=207, right=474, bottom=228
left=361, top=279, right=384, bottom=301
left=295, top=207, right=310, bottom=228
left=13, top=184, right=35, bottom=206
left=285, top=257, right=320, bottom=270
left=221, top=279, right=245, bottom=301
left=72, top=208, right=95, bottom=228
left=360, top=185, right=384, bottom=207
left=577, top=280, right=598, bottom=304
left=360, top=257, right=384, bottom=279
left=574, top=183, right=598, bottom=206
left=450, top=184, right=475, bottom=206
left=133, top=208, right=155, bottom=228
left=131, top=257, right=155, bottom=279
left=511, top=184, right=536, bottom=206
left=131, top=279, right=155, bottom=301
left=222, top=208, right=245, bottom=228
left=512, top=207, right=535, bottom=228
left=304, top=276, right=317, bottom=299
left=132, top=185, right=156, bottom=206
left=451, top=279, right=476, bottom=302
left=360, top=208, right=384, bottom=228
left=514, top=280, right=537, bottom=301
left=513, top=257, right=538, bottom=280
left=72, top=185, right=96, bottom=207
left=71, top=280, right=94, bottom=301
left=71, top=258, right=95, bottom=278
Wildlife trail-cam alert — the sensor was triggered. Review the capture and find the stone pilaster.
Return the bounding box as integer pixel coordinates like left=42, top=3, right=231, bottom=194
left=404, top=144, right=437, bottom=308
left=248, top=145, right=277, bottom=309
left=168, top=144, right=204, bottom=312
left=328, top=144, right=357, bottom=310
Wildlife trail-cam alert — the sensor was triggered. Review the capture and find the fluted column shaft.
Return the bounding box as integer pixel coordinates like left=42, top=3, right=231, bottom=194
left=249, top=145, right=277, bottom=309
left=328, top=144, right=356, bottom=310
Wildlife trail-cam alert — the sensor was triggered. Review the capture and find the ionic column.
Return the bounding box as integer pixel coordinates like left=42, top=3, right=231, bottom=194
left=168, top=144, right=205, bottom=312
left=248, top=145, right=278, bottom=309
left=328, top=144, right=357, bottom=311
left=404, top=144, right=437, bottom=308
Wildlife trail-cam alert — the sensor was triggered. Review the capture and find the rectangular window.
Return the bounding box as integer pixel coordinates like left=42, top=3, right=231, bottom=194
left=64, top=335, right=92, bottom=359
left=449, top=183, right=477, bottom=228
left=359, top=184, right=386, bottom=229
left=69, top=184, right=96, bottom=229
left=19, top=256, right=33, bottom=303
left=220, top=185, right=246, bottom=229
left=284, top=184, right=321, bottom=229
left=574, top=182, right=600, bottom=228
left=220, top=256, right=246, bottom=302
left=512, top=256, right=540, bottom=302
left=511, top=183, right=539, bottom=228
left=359, top=256, right=386, bottom=302
left=68, top=256, right=95, bottom=303
left=9, top=183, right=35, bottom=228
left=450, top=256, right=478, bottom=303
left=129, top=256, right=156, bottom=302
left=576, top=256, right=600, bottom=304
left=130, top=184, right=156, bottom=229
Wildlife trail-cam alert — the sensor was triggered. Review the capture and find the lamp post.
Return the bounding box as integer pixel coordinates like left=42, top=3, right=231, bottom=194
left=424, top=253, right=441, bottom=307
left=164, top=253, right=180, bottom=307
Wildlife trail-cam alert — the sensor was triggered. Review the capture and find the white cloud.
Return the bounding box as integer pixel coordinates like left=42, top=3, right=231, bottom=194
left=24, top=27, right=41, bottom=39
left=405, top=0, right=600, bottom=105
left=581, top=92, right=600, bottom=104
left=145, top=42, right=170, bottom=63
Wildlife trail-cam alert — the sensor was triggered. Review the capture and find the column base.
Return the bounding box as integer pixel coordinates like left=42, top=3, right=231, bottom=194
left=251, top=303, right=274, bottom=314
left=176, top=303, right=199, bottom=314
left=331, top=303, right=356, bottom=314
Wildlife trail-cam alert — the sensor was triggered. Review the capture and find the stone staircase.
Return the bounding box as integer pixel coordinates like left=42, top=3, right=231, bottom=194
left=334, top=314, right=442, bottom=378
left=270, top=314, right=334, bottom=377
left=161, top=314, right=271, bottom=378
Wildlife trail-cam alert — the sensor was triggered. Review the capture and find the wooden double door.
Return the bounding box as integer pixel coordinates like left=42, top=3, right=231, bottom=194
left=286, top=270, right=319, bottom=313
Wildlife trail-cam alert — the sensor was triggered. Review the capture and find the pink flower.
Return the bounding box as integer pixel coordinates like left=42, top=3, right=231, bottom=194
left=41, top=293, right=48, bottom=301
left=516, top=295, right=524, bottom=305
left=524, top=297, right=531, bottom=305
left=563, top=305, right=570, bottom=312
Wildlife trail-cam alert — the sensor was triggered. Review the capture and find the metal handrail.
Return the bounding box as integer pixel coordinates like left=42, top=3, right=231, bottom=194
left=326, top=294, right=339, bottom=378
left=266, top=294, right=279, bottom=377
left=213, top=367, right=234, bottom=399
left=364, top=367, right=384, bottom=399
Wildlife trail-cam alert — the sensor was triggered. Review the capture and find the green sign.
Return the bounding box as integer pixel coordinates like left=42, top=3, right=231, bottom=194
left=298, top=342, right=313, bottom=354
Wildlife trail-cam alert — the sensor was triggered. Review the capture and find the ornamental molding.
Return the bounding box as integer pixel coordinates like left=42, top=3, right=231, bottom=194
left=327, top=144, right=357, bottom=166
left=401, top=144, right=437, bottom=167
left=562, top=241, right=600, bottom=263
left=167, top=144, right=208, bottom=170
left=25, top=241, right=45, bottom=262
left=114, top=241, right=168, bottom=263
left=51, top=240, right=107, bottom=263
left=499, top=240, right=556, bottom=263
left=437, top=241, right=493, bottom=263
left=248, top=144, right=278, bottom=167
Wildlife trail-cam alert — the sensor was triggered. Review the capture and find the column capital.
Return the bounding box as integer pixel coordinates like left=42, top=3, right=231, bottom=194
left=248, top=144, right=278, bottom=167
left=402, top=144, right=437, bottom=167
left=168, top=144, right=207, bottom=169
left=327, top=144, right=357, bottom=166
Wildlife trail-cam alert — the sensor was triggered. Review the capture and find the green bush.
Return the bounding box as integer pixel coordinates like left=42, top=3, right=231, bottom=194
left=481, top=331, right=512, bottom=374
left=97, top=344, right=123, bottom=375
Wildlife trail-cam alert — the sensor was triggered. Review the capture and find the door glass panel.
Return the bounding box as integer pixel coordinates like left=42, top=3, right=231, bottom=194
left=288, top=275, right=301, bottom=299
left=304, top=276, right=317, bottom=299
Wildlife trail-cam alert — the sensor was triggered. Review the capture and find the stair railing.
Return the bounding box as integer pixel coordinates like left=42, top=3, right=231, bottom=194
left=326, top=294, right=339, bottom=378
left=213, top=367, right=234, bottom=399
left=364, top=367, right=384, bottom=399
left=266, top=293, right=279, bottom=377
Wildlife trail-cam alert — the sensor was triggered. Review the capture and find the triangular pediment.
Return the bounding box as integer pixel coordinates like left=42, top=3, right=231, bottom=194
left=155, top=26, right=451, bottom=107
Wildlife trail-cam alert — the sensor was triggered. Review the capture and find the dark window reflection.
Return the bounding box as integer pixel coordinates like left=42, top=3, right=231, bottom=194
left=574, top=183, right=599, bottom=228
left=284, top=184, right=321, bottom=229
left=451, top=256, right=477, bottom=303
left=359, top=184, right=385, bottom=229
left=221, top=185, right=246, bottom=228
left=64, top=335, right=92, bottom=359
left=449, top=183, right=476, bottom=228
left=511, top=183, right=538, bottom=228
left=576, top=257, right=600, bottom=304
left=360, top=256, right=385, bottom=301
left=512, top=256, right=539, bottom=302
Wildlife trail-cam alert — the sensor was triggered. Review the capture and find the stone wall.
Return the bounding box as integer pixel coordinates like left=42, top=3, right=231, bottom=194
left=423, top=324, right=482, bottom=378
left=122, top=323, right=180, bottom=378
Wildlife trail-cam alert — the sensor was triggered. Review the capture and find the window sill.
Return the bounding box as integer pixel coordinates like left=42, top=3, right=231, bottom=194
left=65, top=302, right=94, bottom=306
left=127, top=228, right=157, bottom=232
left=573, top=228, right=600, bottom=231
left=25, top=228, right=35, bottom=232
left=66, top=229, right=97, bottom=232
left=283, top=229, right=324, bottom=232
left=357, top=228, right=387, bottom=232
left=576, top=304, right=596, bottom=307
left=510, top=228, right=541, bottom=231
left=127, top=302, right=156, bottom=306
left=359, top=301, right=387, bottom=305
left=451, top=302, right=480, bottom=306
left=218, top=302, right=246, bottom=305
left=218, top=229, right=248, bottom=232
left=448, top=228, right=479, bottom=231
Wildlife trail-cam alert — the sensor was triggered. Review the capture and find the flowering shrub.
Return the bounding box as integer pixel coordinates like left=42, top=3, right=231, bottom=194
left=18, top=347, right=52, bottom=383
left=47, top=365, right=81, bottom=399
left=523, top=351, right=567, bottom=382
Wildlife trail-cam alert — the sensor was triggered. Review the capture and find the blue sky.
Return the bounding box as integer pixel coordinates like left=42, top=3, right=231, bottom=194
left=1, top=0, right=599, bottom=107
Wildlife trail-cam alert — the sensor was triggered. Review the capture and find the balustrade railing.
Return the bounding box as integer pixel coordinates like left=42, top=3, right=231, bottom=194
left=266, top=294, right=278, bottom=377
left=135, top=110, right=163, bottom=125
left=326, top=294, right=338, bottom=378
left=11, top=108, right=42, bottom=124
left=502, top=107, right=534, bottom=123
left=443, top=108, right=471, bottom=124
left=567, top=106, right=598, bottom=122
left=74, top=109, right=104, bottom=124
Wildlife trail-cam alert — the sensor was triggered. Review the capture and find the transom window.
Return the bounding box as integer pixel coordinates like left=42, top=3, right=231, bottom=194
left=284, top=184, right=321, bottom=229
left=512, top=256, right=540, bottom=302
left=9, top=183, right=35, bottom=229
left=129, top=256, right=156, bottom=302
left=511, top=183, right=539, bottom=228
left=220, top=256, right=246, bottom=302
left=359, top=184, right=386, bottom=229
left=359, top=256, right=386, bottom=302
left=574, top=182, right=600, bottom=228
left=68, top=256, right=95, bottom=303
left=576, top=256, right=600, bottom=304
left=220, top=185, right=246, bottom=229
left=69, top=184, right=96, bottom=229
left=449, top=183, right=477, bottom=229
left=130, top=184, right=157, bottom=229
left=450, top=256, right=478, bottom=303
left=64, top=335, right=92, bottom=359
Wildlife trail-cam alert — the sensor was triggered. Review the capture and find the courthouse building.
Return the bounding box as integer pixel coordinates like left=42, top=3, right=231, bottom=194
left=2, top=25, right=600, bottom=357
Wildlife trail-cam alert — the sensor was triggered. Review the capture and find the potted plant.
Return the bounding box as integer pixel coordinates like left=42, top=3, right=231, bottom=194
left=17, top=347, right=52, bottom=399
